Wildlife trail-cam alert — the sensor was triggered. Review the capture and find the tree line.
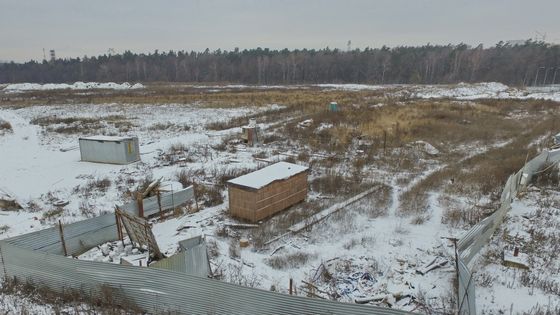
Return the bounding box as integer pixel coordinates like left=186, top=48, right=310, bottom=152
left=1, top=41, right=559, bottom=86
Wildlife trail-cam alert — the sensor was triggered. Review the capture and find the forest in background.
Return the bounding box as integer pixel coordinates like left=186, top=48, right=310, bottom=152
left=1, top=41, right=559, bottom=86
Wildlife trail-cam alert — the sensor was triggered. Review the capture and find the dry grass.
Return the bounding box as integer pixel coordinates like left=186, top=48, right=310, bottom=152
left=0, top=277, right=142, bottom=314
left=29, top=114, right=134, bottom=134
left=533, top=163, right=560, bottom=188
left=148, top=122, right=190, bottom=131
left=42, top=208, right=64, bottom=220
left=397, top=107, right=560, bottom=217
left=266, top=252, right=315, bottom=270
left=83, top=177, right=112, bottom=193
left=310, top=170, right=368, bottom=197
left=0, top=119, right=12, bottom=132
left=0, top=224, right=10, bottom=234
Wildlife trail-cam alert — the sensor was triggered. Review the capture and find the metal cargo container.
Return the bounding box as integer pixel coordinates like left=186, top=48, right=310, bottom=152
left=79, top=136, right=140, bottom=164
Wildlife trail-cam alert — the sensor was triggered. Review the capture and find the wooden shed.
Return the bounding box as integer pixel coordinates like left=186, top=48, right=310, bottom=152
left=227, top=162, right=309, bottom=222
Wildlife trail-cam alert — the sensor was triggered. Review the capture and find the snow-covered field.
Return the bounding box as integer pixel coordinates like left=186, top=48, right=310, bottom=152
left=3, top=81, right=144, bottom=92
left=1, top=82, right=560, bottom=314
left=475, top=186, right=560, bottom=314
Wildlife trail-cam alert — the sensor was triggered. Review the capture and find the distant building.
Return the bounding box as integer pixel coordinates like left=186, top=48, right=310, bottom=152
left=227, top=162, right=308, bottom=222
left=79, top=136, right=140, bottom=164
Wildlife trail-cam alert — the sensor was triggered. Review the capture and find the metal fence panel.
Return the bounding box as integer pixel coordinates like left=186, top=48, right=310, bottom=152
left=458, top=259, right=476, bottom=315
left=0, top=241, right=410, bottom=315
left=120, top=186, right=194, bottom=217
left=184, top=244, right=212, bottom=277
left=4, top=213, right=116, bottom=255
left=152, top=240, right=212, bottom=278
left=178, top=235, right=203, bottom=250
left=456, top=148, right=560, bottom=315
left=5, top=147, right=560, bottom=315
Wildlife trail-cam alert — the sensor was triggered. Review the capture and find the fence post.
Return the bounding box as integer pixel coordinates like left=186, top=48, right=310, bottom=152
left=0, top=242, right=8, bottom=281
left=157, top=189, right=163, bottom=218
left=58, top=220, right=68, bottom=256
left=137, top=193, right=144, bottom=218
left=442, top=236, right=460, bottom=312
left=289, top=278, right=293, bottom=295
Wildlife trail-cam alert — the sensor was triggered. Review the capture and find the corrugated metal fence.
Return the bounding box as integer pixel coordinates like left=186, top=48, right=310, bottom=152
left=0, top=242, right=410, bottom=315
left=120, top=186, right=194, bottom=217
left=5, top=146, right=557, bottom=314
left=456, top=148, right=560, bottom=314
left=0, top=194, right=412, bottom=314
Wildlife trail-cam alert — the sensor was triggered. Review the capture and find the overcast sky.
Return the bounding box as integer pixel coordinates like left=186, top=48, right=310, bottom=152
left=1, top=0, right=559, bottom=62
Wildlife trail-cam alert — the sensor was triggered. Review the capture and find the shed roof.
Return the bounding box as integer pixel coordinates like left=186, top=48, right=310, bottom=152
left=79, top=135, right=135, bottom=142
left=228, top=162, right=308, bottom=190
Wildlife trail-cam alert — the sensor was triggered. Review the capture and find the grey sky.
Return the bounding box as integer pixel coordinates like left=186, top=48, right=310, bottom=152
left=1, top=0, right=559, bottom=62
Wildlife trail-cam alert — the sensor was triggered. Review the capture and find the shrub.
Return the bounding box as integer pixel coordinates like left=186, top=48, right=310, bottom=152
left=228, top=239, right=240, bottom=258
left=266, top=252, right=314, bottom=270
left=43, top=208, right=63, bottom=219
left=441, top=207, right=463, bottom=227
left=84, top=177, right=111, bottom=193
left=534, top=163, right=560, bottom=188
left=196, top=184, right=224, bottom=207
left=149, top=122, right=190, bottom=131
left=0, top=119, right=12, bottom=132
left=175, top=169, right=197, bottom=188
left=0, top=224, right=9, bottom=234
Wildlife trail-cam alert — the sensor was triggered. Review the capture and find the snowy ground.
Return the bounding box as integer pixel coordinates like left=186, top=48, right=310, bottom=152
left=1, top=82, right=560, bottom=314
left=474, top=186, right=560, bottom=314
left=3, top=81, right=144, bottom=92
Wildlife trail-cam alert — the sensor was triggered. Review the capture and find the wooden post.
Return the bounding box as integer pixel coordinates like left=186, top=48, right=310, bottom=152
left=58, top=220, right=68, bottom=257
left=137, top=193, right=144, bottom=218
left=115, top=209, right=125, bottom=246
left=289, top=278, right=293, bottom=295
left=193, top=183, right=200, bottom=213
left=156, top=189, right=163, bottom=218
left=115, top=209, right=121, bottom=239
left=383, top=130, right=387, bottom=156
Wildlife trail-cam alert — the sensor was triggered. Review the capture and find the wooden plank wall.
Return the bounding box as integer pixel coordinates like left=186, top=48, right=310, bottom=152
left=228, top=171, right=308, bottom=222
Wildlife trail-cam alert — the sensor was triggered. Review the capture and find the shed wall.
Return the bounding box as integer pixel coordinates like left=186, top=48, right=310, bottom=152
left=228, top=186, right=258, bottom=222
left=125, top=138, right=141, bottom=163
left=79, top=137, right=139, bottom=164
left=229, top=171, right=307, bottom=222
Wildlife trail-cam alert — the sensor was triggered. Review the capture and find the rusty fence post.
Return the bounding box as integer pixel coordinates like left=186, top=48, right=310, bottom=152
left=137, top=193, right=144, bottom=218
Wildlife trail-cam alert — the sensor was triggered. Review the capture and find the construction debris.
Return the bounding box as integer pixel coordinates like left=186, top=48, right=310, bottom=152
left=115, top=208, right=164, bottom=260
left=503, top=248, right=529, bottom=270
left=415, top=257, right=448, bottom=275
